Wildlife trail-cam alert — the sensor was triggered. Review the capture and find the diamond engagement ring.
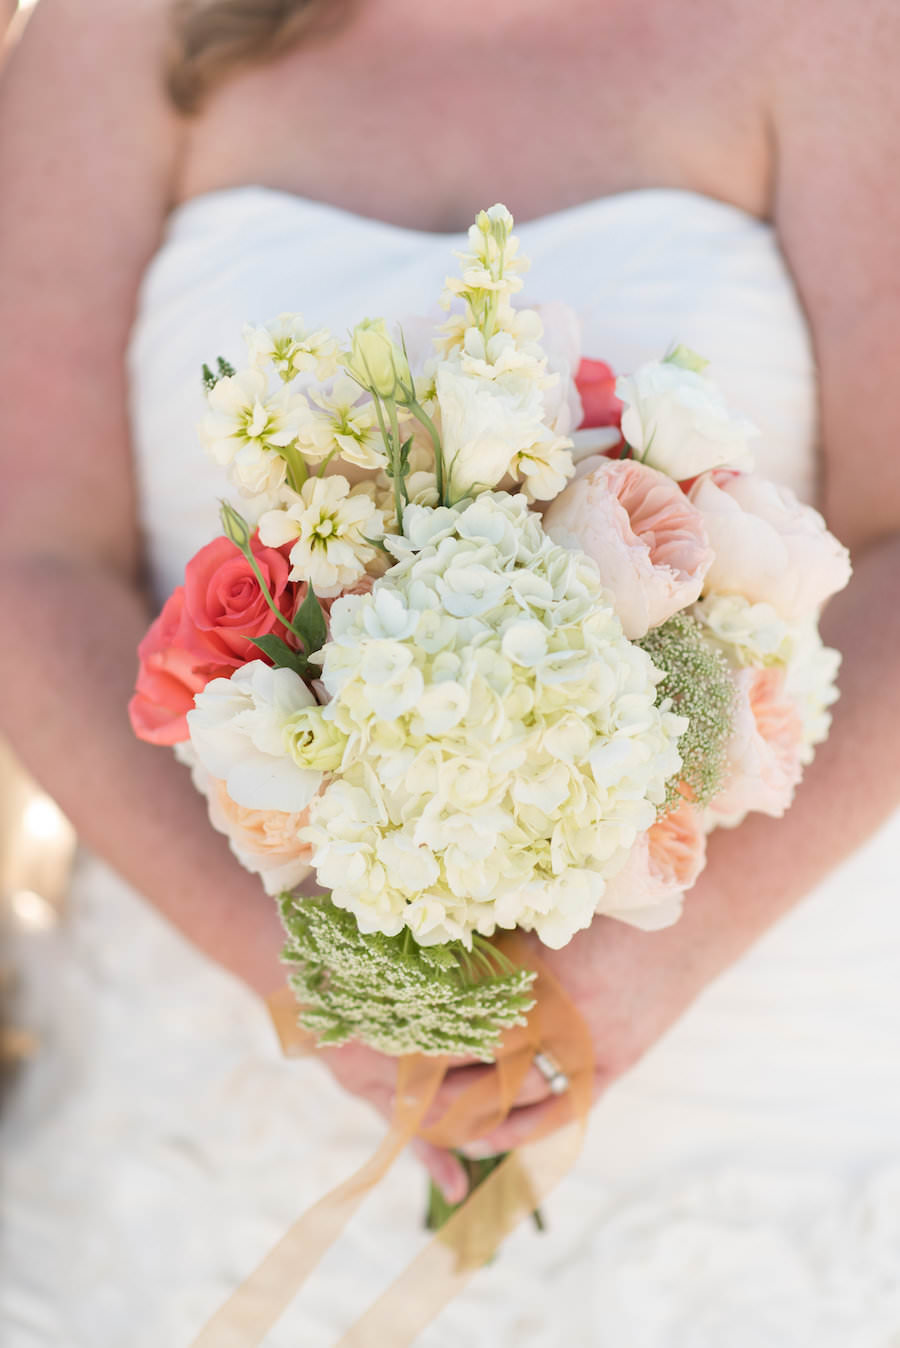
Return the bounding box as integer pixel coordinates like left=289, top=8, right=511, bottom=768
left=533, top=1050, right=570, bottom=1096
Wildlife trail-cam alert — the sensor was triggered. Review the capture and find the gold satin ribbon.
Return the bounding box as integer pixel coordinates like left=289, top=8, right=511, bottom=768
left=190, top=934, right=593, bottom=1347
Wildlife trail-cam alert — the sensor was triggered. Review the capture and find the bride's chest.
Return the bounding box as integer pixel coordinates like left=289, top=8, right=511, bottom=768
left=176, top=0, right=773, bottom=231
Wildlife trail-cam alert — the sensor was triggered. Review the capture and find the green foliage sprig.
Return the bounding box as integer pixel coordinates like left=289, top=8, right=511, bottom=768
left=279, top=894, right=536, bottom=1061
left=638, top=612, right=736, bottom=811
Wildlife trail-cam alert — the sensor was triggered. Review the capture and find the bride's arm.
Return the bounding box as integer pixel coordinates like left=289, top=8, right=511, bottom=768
left=445, top=2, right=900, bottom=1152
left=0, top=0, right=285, bottom=996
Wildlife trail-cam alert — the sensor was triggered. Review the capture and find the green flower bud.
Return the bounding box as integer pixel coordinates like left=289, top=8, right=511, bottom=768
left=663, top=343, right=711, bottom=375
left=283, top=706, right=348, bottom=773
left=344, top=318, right=409, bottom=398
left=220, top=499, right=252, bottom=552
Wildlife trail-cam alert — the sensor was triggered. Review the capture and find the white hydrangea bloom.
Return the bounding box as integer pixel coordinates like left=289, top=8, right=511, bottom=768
left=303, top=494, right=685, bottom=948
left=243, top=313, right=340, bottom=383
left=187, top=662, right=323, bottom=813
left=199, top=368, right=307, bottom=498
left=294, top=375, right=386, bottom=470
left=257, top=476, right=384, bottom=597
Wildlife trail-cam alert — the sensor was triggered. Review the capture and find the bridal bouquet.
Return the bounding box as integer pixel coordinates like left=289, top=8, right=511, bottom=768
left=130, top=204, right=850, bottom=1073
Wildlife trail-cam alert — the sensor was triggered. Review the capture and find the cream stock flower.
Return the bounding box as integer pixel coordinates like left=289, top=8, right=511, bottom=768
left=257, top=476, right=384, bottom=597
left=243, top=313, right=339, bottom=383
left=303, top=494, right=685, bottom=948
left=294, top=376, right=386, bottom=470
left=199, top=368, right=306, bottom=498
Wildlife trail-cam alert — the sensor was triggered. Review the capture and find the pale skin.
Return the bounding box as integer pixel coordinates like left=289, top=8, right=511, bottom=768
left=1, top=0, right=899, bottom=1205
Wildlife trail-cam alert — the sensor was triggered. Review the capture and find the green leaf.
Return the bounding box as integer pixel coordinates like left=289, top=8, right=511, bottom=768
left=201, top=363, right=217, bottom=392
left=248, top=634, right=310, bottom=677
left=216, top=355, right=236, bottom=379
left=291, top=586, right=328, bottom=658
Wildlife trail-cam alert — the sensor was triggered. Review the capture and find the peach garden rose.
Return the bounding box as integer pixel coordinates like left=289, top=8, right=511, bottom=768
left=542, top=456, right=714, bottom=639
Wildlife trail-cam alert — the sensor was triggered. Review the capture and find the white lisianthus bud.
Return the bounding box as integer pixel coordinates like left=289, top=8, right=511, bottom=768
left=616, top=355, right=757, bottom=480
left=344, top=318, right=409, bottom=398
left=283, top=706, right=348, bottom=773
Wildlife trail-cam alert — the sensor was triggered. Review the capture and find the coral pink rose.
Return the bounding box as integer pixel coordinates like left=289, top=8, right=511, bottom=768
left=207, top=777, right=315, bottom=896
left=543, top=457, right=714, bottom=638
left=183, top=534, right=301, bottom=669
left=574, top=357, right=623, bottom=429
left=599, top=799, right=707, bottom=930
left=690, top=471, right=851, bottom=620
left=129, top=589, right=229, bottom=746
left=130, top=535, right=305, bottom=746
left=710, top=666, right=805, bottom=823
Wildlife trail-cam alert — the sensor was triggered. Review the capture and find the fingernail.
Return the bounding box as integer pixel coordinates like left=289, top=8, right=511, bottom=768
left=458, top=1141, right=495, bottom=1160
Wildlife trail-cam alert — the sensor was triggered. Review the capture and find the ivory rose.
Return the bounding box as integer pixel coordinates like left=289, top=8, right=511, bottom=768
left=599, top=799, right=707, bottom=930
left=543, top=457, right=714, bottom=639
left=690, top=471, right=852, bottom=620
left=710, top=666, right=805, bottom=824
left=187, top=661, right=324, bottom=813
left=206, top=778, right=314, bottom=896
left=616, top=355, right=757, bottom=480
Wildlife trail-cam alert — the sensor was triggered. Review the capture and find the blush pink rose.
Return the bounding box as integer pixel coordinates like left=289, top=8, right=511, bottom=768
left=599, top=799, right=707, bottom=930
left=183, top=534, right=301, bottom=669
left=710, top=666, right=805, bottom=823
left=543, top=457, right=714, bottom=638
left=207, top=777, right=315, bottom=896
left=129, top=588, right=228, bottom=745
left=689, top=471, right=852, bottom=620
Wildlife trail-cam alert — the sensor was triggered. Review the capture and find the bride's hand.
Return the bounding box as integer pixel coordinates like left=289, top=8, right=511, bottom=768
left=316, top=1039, right=475, bottom=1204
left=314, top=886, right=727, bottom=1202
left=423, top=877, right=739, bottom=1160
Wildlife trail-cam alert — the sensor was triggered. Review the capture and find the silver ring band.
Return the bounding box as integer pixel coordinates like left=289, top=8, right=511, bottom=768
left=533, top=1050, right=570, bottom=1096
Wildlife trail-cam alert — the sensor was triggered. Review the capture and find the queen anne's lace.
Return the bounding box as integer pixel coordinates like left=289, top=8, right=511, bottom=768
left=303, top=494, right=686, bottom=948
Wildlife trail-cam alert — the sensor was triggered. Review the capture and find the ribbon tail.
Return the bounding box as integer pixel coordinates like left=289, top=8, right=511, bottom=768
left=188, top=1055, right=448, bottom=1348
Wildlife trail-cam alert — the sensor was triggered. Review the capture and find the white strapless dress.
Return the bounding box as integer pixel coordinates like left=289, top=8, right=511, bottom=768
left=4, top=188, right=900, bottom=1348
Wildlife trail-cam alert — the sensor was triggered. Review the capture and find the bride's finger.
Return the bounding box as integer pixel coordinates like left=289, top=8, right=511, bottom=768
left=410, top=1139, right=469, bottom=1205
left=460, top=1075, right=605, bottom=1156
left=421, top=1062, right=496, bottom=1127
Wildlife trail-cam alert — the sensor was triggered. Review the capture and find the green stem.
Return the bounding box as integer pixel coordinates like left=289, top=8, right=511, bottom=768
left=277, top=441, right=308, bottom=494
left=407, top=397, right=446, bottom=505
left=240, top=546, right=301, bottom=644
left=386, top=397, right=408, bottom=525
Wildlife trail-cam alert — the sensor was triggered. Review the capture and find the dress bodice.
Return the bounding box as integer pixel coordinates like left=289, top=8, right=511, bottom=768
left=128, top=186, right=818, bottom=602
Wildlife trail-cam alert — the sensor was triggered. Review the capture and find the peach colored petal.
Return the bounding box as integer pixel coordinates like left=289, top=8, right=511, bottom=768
left=544, top=457, right=713, bottom=638
left=208, top=778, right=315, bottom=894
left=711, top=666, right=805, bottom=822
left=599, top=799, right=706, bottom=929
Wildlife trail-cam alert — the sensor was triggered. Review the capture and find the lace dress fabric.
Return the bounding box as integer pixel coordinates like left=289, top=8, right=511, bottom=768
left=3, top=187, right=900, bottom=1347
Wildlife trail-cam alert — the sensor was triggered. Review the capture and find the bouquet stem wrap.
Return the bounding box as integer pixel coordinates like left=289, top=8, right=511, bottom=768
left=189, top=934, right=593, bottom=1347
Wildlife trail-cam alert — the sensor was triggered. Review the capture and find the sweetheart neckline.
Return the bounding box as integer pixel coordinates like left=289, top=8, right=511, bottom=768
left=165, top=183, right=772, bottom=242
